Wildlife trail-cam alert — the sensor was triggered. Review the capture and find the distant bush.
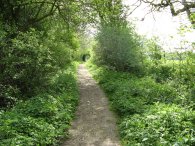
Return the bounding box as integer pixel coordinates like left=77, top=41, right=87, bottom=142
left=93, top=23, right=143, bottom=73
left=149, top=64, right=175, bottom=83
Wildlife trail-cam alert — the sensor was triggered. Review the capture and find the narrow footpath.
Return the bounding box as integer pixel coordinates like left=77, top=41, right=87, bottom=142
left=62, top=64, right=120, bottom=146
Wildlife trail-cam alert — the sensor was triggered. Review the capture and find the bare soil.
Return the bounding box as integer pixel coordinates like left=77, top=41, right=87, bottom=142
left=62, top=64, right=121, bottom=146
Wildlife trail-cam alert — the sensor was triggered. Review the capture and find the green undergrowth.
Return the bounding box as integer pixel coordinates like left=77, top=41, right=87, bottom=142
left=0, top=63, right=79, bottom=146
left=87, top=63, right=195, bottom=146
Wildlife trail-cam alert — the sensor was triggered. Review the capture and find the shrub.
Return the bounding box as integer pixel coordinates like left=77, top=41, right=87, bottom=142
left=94, top=23, right=143, bottom=72
left=88, top=64, right=179, bottom=116
left=88, top=63, right=195, bottom=146
left=0, top=84, right=20, bottom=108
left=0, top=63, right=79, bottom=145
left=120, top=103, right=195, bottom=146
left=0, top=28, right=56, bottom=103
left=0, top=23, right=80, bottom=107
left=149, top=64, right=175, bottom=83
left=0, top=112, right=57, bottom=146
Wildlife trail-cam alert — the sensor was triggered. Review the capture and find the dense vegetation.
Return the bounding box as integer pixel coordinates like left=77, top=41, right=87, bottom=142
left=0, top=63, right=79, bottom=145
left=1, top=0, right=195, bottom=145
left=88, top=1, right=195, bottom=144
left=0, top=0, right=84, bottom=145
left=0, top=0, right=130, bottom=144
left=0, top=0, right=83, bottom=108
left=88, top=61, right=195, bottom=145
left=94, top=23, right=143, bottom=72
left=88, top=16, right=195, bottom=145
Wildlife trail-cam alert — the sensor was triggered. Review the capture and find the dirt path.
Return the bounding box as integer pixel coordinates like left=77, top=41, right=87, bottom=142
left=62, top=64, right=121, bottom=146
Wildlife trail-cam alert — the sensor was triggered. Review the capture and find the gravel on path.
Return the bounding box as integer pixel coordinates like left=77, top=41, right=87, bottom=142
left=62, top=64, right=121, bottom=146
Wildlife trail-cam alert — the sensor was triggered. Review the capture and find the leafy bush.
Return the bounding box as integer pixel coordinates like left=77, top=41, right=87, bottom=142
left=0, top=84, right=20, bottom=108
left=0, top=112, right=56, bottom=146
left=94, top=23, right=143, bottom=72
left=0, top=28, right=56, bottom=106
left=88, top=64, right=179, bottom=115
left=0, top=22, right=80, bottom=107
left=9, top=29, right=56, bottom=95
left=106, top=77, right=179, bottom=116
left=120, top=103, right=195, bottom=146
left=149, top=64, right=175, bottom=83
left=88, top=63, right=195, bottom=145
left=0, top=63, right=79, bottom=145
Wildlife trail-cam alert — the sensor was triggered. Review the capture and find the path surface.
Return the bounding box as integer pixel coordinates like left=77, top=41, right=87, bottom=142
left=62, top=64, right=120, bottom=146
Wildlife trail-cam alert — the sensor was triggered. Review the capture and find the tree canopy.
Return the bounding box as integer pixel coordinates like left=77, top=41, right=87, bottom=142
left=135, top=0, right=195, bottom=24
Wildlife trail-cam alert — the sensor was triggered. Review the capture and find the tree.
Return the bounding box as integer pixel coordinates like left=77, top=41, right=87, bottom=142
left=89, top=0, right=126, bottom=25
left=0, top=0, right=90, bottom=31
left=0, top=0, right=89, bottom=107
left=135, top=0, right=195, bottom=24
left=91, top=0, right=143, bottom=72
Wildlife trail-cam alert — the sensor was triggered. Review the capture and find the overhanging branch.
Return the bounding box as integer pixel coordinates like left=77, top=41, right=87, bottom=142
left=138, top=0, right=195, bottom=24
